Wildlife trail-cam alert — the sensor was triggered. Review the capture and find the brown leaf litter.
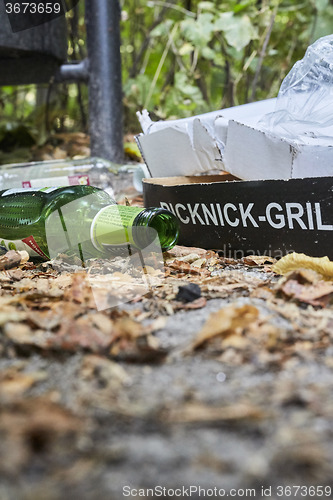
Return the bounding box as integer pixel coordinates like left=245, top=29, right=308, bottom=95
left=275, top=268, right=333, bottom=308
left=0, top=248, right=332, bottom=366
left=1, top=246, right=333, bottom=492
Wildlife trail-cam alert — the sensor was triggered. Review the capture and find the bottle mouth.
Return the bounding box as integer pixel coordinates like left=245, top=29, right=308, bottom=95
left=132, top=208, right=179, bottom=252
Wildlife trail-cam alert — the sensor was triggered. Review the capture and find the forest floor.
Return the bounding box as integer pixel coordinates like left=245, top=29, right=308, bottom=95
left=0, top=139, right=333, bottom=499
left=1, top=233, right=333, bottom=500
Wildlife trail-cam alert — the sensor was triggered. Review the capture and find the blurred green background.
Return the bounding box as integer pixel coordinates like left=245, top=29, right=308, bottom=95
left=0, top=0, right=332, bottom=163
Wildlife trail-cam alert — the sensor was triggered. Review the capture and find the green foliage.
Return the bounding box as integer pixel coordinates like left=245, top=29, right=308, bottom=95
left=1, top=0, right=332, bottom=137
left=214, top=12, right=258, bottom=51
left=120, top=0, right=333, bottom=125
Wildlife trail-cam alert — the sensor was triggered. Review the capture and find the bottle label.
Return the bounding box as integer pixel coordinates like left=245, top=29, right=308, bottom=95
left=90, top=205, right=143, bottom=250
left=0, top=235, right=49, bottom=259
left=21, top=175, right=90, bottom=188
left=1, top=187, right=60, bottom=196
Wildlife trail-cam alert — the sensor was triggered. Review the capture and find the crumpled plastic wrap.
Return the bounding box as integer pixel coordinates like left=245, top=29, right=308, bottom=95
left=259, top=35, right=333, bottom=145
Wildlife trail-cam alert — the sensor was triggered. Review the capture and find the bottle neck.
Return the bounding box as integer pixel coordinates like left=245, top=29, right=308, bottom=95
left=133, top=208, right=179, bottom=252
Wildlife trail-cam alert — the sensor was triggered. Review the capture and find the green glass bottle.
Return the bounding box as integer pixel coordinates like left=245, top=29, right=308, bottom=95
left=0, top=186, right=179, bottom=261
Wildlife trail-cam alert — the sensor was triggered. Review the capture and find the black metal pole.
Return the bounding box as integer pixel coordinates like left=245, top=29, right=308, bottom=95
left=85, top=0, right=124, bottom=163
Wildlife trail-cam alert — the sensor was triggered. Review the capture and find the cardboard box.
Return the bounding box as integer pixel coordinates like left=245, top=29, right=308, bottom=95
left=139, top=100, right=332, bottom=257
left=137, top=99, right=333, bottom=181
left=136, top=99, right=277, bottom=178
left=224, top=120, right=333, bottom=180
left=143, top=175, right=333, bottom=259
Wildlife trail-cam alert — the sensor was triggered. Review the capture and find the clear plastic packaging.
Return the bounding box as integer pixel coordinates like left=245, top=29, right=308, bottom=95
left=259, top=35, right=333, bottom=145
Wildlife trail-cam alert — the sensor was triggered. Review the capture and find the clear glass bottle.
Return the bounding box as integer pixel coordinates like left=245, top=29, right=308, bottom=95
left=0, top=157, right=149, bottom=197
left=0, top=185, right=179, bottom=261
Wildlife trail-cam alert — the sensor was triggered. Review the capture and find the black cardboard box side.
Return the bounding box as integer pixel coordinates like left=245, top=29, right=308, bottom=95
left=143, top=176, right=333, bottom=259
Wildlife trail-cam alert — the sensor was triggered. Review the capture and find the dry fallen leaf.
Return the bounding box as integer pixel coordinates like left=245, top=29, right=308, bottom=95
left=273, top=253, right=333, bottom=281
left=174, top=296, right=207, bottom=311
left=0, top=368, right=48, bottom=399
left=169, top=253, right=202, bottom=263
left=192, top=304, right=259, bottom=350
left=243, top=255, right=277, bottom=266
left=164, top=245, right=209, bottom=260
left=54, top=315, right=114, bottom=352
left=279, top=276, right=333, bottom=308
left=109, top=317, right=166, bottom=362
left=80, top=354, right=131, bottom=387
left=163, top=402, right=265, bottom=424
left=168, top=259, right=210, bottom=277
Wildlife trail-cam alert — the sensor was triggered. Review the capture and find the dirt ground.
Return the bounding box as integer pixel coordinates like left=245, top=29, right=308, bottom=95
left=0, top=240, right=333, bottom=500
